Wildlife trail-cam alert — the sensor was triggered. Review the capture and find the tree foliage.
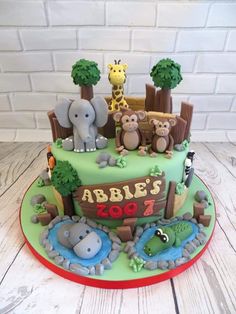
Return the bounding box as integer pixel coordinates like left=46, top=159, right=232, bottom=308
left=150, top=58, right=182, bottom=89
left=71, top=59, right=101, bottom=86
left=51, top=160, right=81, bottom=197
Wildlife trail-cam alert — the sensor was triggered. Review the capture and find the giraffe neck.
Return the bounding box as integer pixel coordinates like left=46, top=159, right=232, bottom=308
left=112, top=84, right=124, bottom=101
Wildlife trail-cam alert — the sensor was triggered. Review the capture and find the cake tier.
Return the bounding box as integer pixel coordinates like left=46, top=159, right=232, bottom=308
left=51, top=139, right=189, bottom=227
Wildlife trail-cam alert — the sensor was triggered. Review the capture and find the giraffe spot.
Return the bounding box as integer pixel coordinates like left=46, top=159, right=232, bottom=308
left=115, top=104, right=119, bottom=110
left=108, top=105, right=112, bottom=111
left=119, top=86, right=122, bottom=90
left=115, top=91, right=120, bottom=96
left=114, top=86, right=118, bottom=90
left=116, top=96, right=122, bottom=102
left=112, top=92, right=116, bottom=98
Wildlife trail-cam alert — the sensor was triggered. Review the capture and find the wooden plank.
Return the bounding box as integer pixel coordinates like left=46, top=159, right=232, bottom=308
left=180, top=102, right=193, bottom=141
left=99, top=112, right=116, bottom=139
left=155, top=90, right=162, bottom=112
left=171, top=116, right=187, bottom=144
left=145, top=84, right=156, bottom=111
left=165, top=181, right=176, bottom=219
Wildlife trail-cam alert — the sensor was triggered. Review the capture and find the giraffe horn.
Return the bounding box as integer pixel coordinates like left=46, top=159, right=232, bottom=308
left=114, top=59, right=117, bottom=65
left=118, top=59, right=121, bottom=64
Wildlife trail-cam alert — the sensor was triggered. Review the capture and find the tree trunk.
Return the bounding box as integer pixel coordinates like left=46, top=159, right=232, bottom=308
left=80, top=85, right=93, bottom=101
left=160, top=88, right=171, bottom=113
left=62, top=194, right=75, bottom=217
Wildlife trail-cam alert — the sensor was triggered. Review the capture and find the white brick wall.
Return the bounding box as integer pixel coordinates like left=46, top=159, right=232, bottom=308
left=0, top=1, right=235, bottom=142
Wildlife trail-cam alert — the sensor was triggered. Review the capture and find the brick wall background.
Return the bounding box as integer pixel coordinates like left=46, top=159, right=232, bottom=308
left=0, top=1, right=236, bottom=142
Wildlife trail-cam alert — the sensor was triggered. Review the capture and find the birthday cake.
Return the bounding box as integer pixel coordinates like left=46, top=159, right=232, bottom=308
left=20, top=58, right=214, bottom=284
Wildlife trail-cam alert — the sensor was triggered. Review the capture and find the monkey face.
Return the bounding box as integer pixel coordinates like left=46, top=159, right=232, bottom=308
left=121, top=114, right=138, bottom=132
left=155, top=120, right=170, bottom=136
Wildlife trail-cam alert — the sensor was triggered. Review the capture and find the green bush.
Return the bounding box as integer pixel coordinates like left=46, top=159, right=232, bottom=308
left=71, top=59, right=101, bottom=86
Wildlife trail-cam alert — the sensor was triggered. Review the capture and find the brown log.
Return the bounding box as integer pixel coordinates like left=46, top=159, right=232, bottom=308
left=81, top=85, right=93, bottom=101
left=123, top=217, right=137, bottom=233
left=47, top=111, right=57, bottom=142
left=99, top=112, right=116, bottom=139
left=117, top=226, right=133, bottom=242
left=165, top=181, right=176, bottom=219
left=171, top=116, right=187, bottom=144
left=62, top=194, right=75, bottom=217
left=145, top=84, right=156, bottom=111
left=170, top=96, right=173, bottom=113
left=155, top=90, right=162, bottom=112
left=160, top=88, right=171, bottom=113
left=180, top=102, right=193, bottom=140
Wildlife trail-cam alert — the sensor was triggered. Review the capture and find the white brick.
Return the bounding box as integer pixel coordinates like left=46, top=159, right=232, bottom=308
left=189, top=96, right=232, bottom=112
left=36, top=112, right=50, bottom=129
left=208, top=113, right=236, bottom=130
left=0, top=129, right=16, bottom=141
left=176, top=31, right=226, bottom=52
left=0, top=95, right=11, bottom=111
left=54, top=52, right=103, bottom=71
left=48, top=2, right=104, bottom=26
left=133, top=30, right=176, bottom=52
left=15, top=129, right=52, bottom=142
left=226, top=31, right=236, bottom=51
left=128, top=76, right=152, bottom=94
left=227, top=131, right=236, bottom=142
left=0, top=1, right=46, bottom=26
left=175, top=75, right=216, bottom=94
left=0, top=113, right=35, bottom=129
left=107, top=2, right=156, bottom=26
left=31, top=73, right=77, bottom=93
left=21, top=30, right=77, bottom=50
left=208, top=4, right=236, bottom=27
left=196, top=54, right=236, bottom=73
left=158, top=3, right=209, bottom=27
left=0, top=74, right=30, bottom=92
left=0, top=30, right=21, bottom=51
left=232, top=98, right=236, bottom=112
left=11, top=93, right=56, bottom=111
left=94, top=75, right=113, bottom=95
left=217, top=76, right=236, bottom=94
left=105, top=54, right=150, bottom=74
left=151, top=54, right=195, bottom=73
left=191, top=113, right=207, bottom=130
left=0, top=53, right=53, bottom=72
left=191, top=130, right=228, bottom=142
left=80, top=29, right=130, bottom=51
left=172, top=95, right=189, bottom=113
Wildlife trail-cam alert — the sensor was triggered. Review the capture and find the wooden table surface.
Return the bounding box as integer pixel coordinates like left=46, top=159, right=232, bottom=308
left=0, top=142, right=235, bottom=314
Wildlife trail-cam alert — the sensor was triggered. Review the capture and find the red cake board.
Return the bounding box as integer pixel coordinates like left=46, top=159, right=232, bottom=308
left=20, top=177, right=216, bottom=289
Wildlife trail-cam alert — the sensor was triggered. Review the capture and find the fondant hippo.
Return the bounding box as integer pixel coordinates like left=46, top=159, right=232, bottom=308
left=57, top=222, right=102, bottom=259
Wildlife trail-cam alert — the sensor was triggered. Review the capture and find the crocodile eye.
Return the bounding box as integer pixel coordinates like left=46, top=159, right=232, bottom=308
left=161, top=233, right=169, bottom=243
left=156, top=228, right=163, bottom=236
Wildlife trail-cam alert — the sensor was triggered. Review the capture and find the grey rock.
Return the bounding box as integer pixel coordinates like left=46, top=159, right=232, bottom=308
left=157, top=260, right=169, bottom=270
left=88, top=266, right=95, bottom=276
left=182, top=249, right=190, bottom=258
left=133, top=236, right=139, bottom=243
left=196, top=234, right=206, bottom=245
left=191, top=218, right=198, bottom=224
left=62, top=215, right=70, bottom=221
left=48, top=250, right=59, bottom=259
left=185, top=168, right=194, bottom=188
left=102, top=226, right=109, bottom=233
left=112, top=242, right=121, bottom=251
left=62, top=136, right=74, bottom=151
left=108, top=157, right=116, bottom=167
left=150, top=222, right=156, bottom=227
left=99, top=160, right=108, bottom=168
left=45, top=242, right=53, bottom=252
left=42, top=239, right=50, bottom=248
left=96, top=152, right=110, bottom=163
left=86, top=218, right=97, bottom=228
left=174, top=144, right=185, bottom=152
left=70, top=264, right=89, bottom=276
left=31, top=194, right=46, bottom=206
left=185, top=243, right=195, bottom=254
left=109, top=233, right=121, bottom=244
left=39, top=169, right=51, bottom=185
left=170, top=217, right=178, bottom=223
left=54, top=256, right=64, bottom=265
left=192, top=239, right=200, bottom=247
left=48, top=221, right=55, bottom=229
left=175, top=257, right=188, bottom=267
left=128, top=247, right=136, bottom=258
left=51, top=216, right=62, bottom=225
left=144, top=261, right=158, bottom=270
left=161, top=219, right=171, bottom=225
left=72, top=216, right=80, bottom=222
left=183, top=212, right=193, bottom=220
left=189, top=241, right=197, bottom=250
left=129, top=252, right=138, bottom=259
left=96, top=135, right=108, bottom=150
left=108, top=250, right=120, bottom=262
left=124, top=241, right=135, bottom=253
left=143, top=223, right=150, bottom=230
left=31, top=215, right=39, bottom=224
left=62, top=259, right=70, bottom=270
left=168, top=260, right=176, bottom=269
left=39, top=230, right=49, bottom=245
left=198, top=223, right=205, bottom=231
left=195, top=190, right=207, bottom=202
left=79, top=216, right=87, bottom=224
left=102, top=258, right=112, bottom=270
left=201, top=199, right=209, bottom=209
left=200, top=231, right=207, bottom=237
left=134, top=226, right=143, bottom=238
left=97, top=224, right=103, bottom=230
left=176, top=216, right=183, bottom=221
left=95, top=264, right=104, bottom=276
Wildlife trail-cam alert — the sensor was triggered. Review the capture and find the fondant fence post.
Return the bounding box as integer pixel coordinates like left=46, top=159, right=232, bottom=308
left=48, top=111, right=73, bottom=141
left=171, top=116, right=187, bottom=144
left=99, top=112, right=116, bottom=139
left=145, top=84, right=156, bottom=111
left=180, top=102, right=193, bottom=141
left=165, top=181, right=176, bottom=219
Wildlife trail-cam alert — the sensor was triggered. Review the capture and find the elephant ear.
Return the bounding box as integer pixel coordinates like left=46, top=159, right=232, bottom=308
left=55, top=98, right=73, bottom=128
left=90, top=96, right=108, bottom=127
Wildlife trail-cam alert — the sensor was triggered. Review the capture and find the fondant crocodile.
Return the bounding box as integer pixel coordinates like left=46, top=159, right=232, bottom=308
left=144, top=221, right=193, bottom=257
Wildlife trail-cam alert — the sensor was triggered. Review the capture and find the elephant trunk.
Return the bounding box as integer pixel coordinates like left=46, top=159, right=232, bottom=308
left=76, top=124, right=91, bottom=143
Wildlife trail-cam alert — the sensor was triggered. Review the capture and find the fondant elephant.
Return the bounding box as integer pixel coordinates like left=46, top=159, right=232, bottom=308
left=55, top=96, right=108, bottom=152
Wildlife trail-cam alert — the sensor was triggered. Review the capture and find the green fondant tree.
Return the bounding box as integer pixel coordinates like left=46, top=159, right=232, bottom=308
left=71, top=59, right=101, bottom=101
left=150, top=58, right=182, bottom=113
left=51, top=160, right=81, bottom=216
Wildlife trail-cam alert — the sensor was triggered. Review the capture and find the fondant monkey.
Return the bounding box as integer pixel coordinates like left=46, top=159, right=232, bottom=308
left=113, top=109, right=147, bottom=156
left=149, top=117, right=176, bottom=158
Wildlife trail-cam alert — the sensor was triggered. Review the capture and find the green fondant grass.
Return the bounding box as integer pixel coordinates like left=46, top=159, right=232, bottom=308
left=21, top=175, right=215, bottom=282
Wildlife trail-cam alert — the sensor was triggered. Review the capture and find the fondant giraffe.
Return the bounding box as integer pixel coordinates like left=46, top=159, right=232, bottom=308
left=108, top=60, right=129, bottom=112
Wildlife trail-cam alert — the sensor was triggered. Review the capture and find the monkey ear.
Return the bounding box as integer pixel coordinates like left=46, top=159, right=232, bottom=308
left=122, top=63, right=128, bottom=70
left=169, top=118, right=176, bottom=127
left=113, top=111, right=123, bottom=122
left=136, top=111, right=146, bottom=121
left=108, top=64, right=113, bottom=70
left=149, top=119, right=158, bottom=126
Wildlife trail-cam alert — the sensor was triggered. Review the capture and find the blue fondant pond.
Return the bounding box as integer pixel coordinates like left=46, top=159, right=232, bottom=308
left=48, top=221, right=112, bottom=267
left=135, top=221, right=199, bottom=262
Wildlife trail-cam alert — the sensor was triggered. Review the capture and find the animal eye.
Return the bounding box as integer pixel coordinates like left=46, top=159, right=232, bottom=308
left=119, top=70, right=121, bottom=72
left=131, top=118, right=135, bottom=122
left=75, top=114, right=78, bottom=118
left=158, top=123, right=162, bottom=128
left=162, top=233, right=169, bottom=243
left=79, top=236, right=83, bottom=240
left=113, top=70, right=116, bottom=72
left=86, top=230, right=90, bottom=234
left=87, top=248, right=91, bottom=252
left=156, top=228, right=162, bottom=236
left=126, top=118, right=129, bottom=123
left=85, top=114, right=89, bottom=118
